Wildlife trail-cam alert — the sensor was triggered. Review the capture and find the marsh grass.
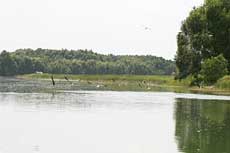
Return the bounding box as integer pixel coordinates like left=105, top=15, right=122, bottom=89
left=20, top=73, right=190, bottom=86
left=215, top=76, right=230, bottom=90
left=15, top=74, right=230, bottom=95
left=16, top=73, right=192, bottom=93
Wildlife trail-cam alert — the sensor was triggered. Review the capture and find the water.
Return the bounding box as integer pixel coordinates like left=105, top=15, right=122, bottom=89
left=0, top=91, right=230, bottom=153
left=1, top=76, right=230, bottom=153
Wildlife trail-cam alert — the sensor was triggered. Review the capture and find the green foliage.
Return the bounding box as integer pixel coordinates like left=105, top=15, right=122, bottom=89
left=175, top=0, right=230, bottom=79
left=0, top=51, right=17, bottom=76
left=190, top=74, right=204, bottom=87
left=0, top=49, right=175, bottom=76
left=215, top=75, right=230, bottom=89
left=201, top=54, right=228, bottom=84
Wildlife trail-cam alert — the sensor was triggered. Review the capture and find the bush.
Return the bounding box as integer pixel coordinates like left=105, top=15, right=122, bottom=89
left=216, top=76, right=230, bottom=89
left=201, top=54, right=228, bottom=85
left=190, top=74, right=204, bottom=87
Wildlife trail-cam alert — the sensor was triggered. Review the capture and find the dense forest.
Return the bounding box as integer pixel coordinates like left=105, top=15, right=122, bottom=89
left=0, top=48, right=175, bottom=76
left=175, top=0, right=230, bottom=84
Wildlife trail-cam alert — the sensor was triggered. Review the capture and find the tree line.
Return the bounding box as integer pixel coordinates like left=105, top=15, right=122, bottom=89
left=175, top=0, right=230, bottom=85
left=0, top=48, right=175, bottom=76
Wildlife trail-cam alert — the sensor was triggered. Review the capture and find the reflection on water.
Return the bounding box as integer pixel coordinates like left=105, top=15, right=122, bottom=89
left=0, top=91, right=176, bottom=112
left=0, top=91, right=230, bottom=153
left=175, top=98, right=230, bottom=153
left=0, top=91, right=178, bottom=153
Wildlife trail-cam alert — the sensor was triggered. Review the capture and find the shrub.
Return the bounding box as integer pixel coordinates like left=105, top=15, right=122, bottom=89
left=201, top=54, right=228, bottom=85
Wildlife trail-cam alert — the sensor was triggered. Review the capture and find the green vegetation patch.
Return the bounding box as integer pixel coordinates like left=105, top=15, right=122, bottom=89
left=17, top=73, right=192, bottom=93
left=14, top=74, right=230, bottom=95
left=215, top=76, right=230, bottom=90
left=20, top=73, right=184, bottom=85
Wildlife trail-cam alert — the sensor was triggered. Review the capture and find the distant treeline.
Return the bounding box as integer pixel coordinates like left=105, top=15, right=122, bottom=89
left=0, top=48, right=175, bottom=76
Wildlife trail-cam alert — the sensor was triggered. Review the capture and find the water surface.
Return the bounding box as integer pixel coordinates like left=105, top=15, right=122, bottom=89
left=0, top=91, right=230, bottom=153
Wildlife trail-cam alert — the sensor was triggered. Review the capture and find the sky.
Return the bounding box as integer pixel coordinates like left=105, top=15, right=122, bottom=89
left=0, top=0, right=203, bottom=59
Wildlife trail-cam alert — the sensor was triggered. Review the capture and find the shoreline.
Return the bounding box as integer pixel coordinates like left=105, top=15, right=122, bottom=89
left=15, top=73, right=230, bottom=96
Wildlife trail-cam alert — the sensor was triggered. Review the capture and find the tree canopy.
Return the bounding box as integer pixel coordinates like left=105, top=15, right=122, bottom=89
left=175, top=0, right=230, bottom=81
left=0, top=48, right=175, bottom=76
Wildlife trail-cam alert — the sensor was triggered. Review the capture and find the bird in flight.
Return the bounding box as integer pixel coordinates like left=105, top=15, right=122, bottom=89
left=144, top=26, right=151, bottom=30
left=138, top=25, right=151, bottom=31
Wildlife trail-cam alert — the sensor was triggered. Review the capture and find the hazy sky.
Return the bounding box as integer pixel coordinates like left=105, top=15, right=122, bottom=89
left=0, top=0, right=203, bottom=59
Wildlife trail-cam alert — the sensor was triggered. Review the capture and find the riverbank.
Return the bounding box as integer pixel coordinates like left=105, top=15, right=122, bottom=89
left=17, top=73, right=230, bottom=95
left=17, top=73, right=187, bottom=93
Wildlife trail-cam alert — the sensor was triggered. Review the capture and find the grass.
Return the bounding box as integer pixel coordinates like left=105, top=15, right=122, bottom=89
left=17, top=73, right=192, bottom=93
left=19, top=73, right=190, bottom=86
left=185, top=75, right=230, bottom=95
left=21, top=73, right=171, bottom=81
left=18, top=73, right=230, bottom=95
left=215, top=76, right=230, bottom=89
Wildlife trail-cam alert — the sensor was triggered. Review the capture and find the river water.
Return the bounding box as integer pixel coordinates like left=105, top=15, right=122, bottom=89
left=0, top=90, right=230, bottom=153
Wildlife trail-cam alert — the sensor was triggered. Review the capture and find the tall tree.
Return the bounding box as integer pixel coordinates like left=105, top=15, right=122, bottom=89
left=0, top=51, right=17, bottom=76
left=176, top=0, right=230, bottom=79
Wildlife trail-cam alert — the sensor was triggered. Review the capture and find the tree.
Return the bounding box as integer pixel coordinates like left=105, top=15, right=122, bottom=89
left=0, top=48, right=176, bottom=76
left=176, top=0, right=230, bottom=79
left=0, top=51, right=17, bottom=76
left=201, top=54, right=228, bottom=84
left=175, top=32, right=195, bottom=79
